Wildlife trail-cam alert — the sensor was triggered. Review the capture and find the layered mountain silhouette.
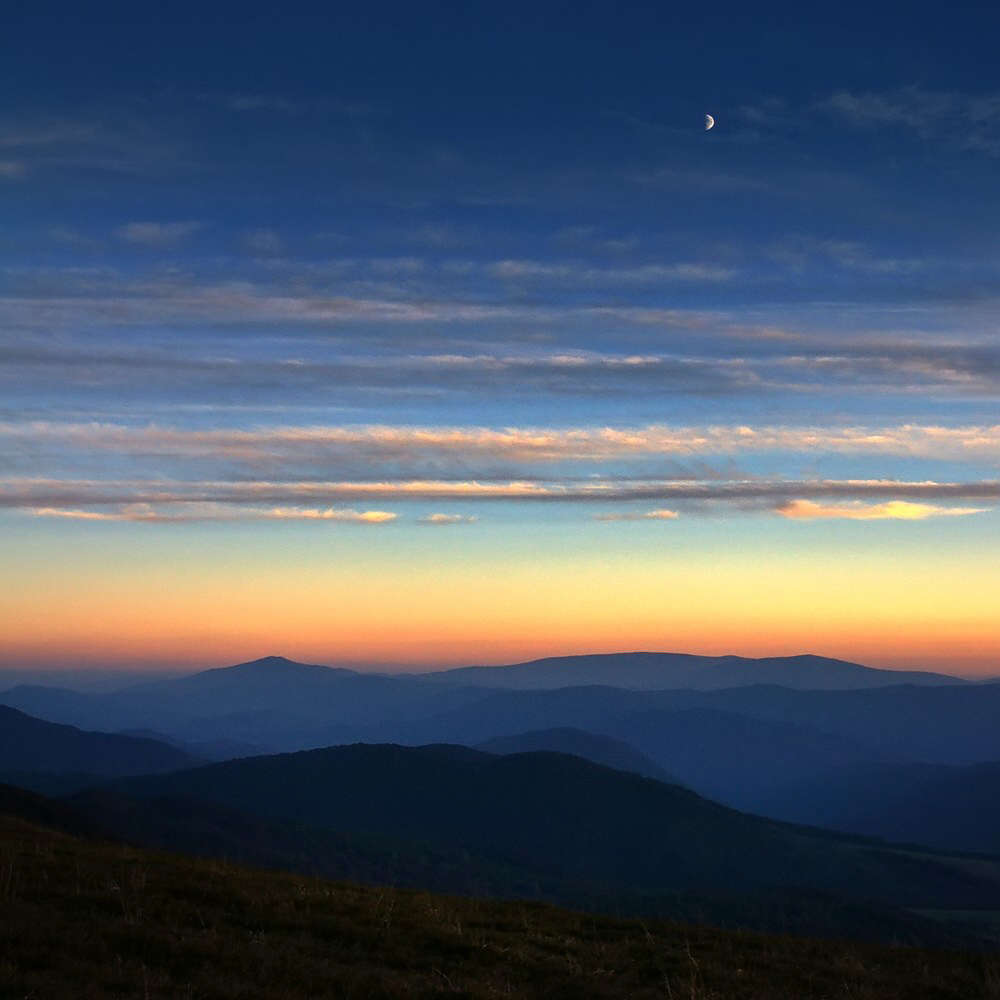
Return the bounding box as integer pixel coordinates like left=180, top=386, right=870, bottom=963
left=0, top=652, right=966, bottom=748
left=4, top=652, right=998, bottom=838
left=390, top=682, right=1000, bottom=769
left=429, top=651, right=964, bottom=691
left=476, top=727, right=676, bottom=783
left=99, top=743, right=1000, bottom=915
left=471, top=713, right=873, bottom=814
left=0, top=704, right=202, bottom=780
left=4, top=642, right=1000, bottom=946
left=0, top=655, right=484, bottom=752
left=767, top=760, right=1000, bottom=854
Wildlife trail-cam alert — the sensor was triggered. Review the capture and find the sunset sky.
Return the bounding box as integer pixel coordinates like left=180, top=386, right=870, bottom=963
left=2, top=2, right=999, bottom=675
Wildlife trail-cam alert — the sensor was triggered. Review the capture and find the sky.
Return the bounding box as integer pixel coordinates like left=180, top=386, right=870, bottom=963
left=2, top=1, right=999, bottom=675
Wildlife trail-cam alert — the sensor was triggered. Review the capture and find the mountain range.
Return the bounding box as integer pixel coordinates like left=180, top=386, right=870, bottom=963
left=69, top=742, right=1000, bottom=942
left=429, top=651, right=965, bottom=690
left=0, top=703, right=201, bottom=784
left=476, top=727, right=676, bottom=783
left=4, top=650, right=1000, bottom=880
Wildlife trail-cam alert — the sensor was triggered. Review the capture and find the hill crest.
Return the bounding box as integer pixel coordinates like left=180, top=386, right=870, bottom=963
left=426, top=651, right=964, bottom=691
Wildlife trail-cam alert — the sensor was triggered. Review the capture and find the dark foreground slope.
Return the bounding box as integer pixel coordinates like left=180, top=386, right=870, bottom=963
left=66, top=784, right=988, bottom=947
left=2, top=800, right=999, bottom=1000
left=102, top=744, right=1000, bottom=917
left=0, top=781, right=107, bottom=838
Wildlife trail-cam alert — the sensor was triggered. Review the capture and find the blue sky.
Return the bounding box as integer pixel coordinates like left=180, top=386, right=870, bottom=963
left=2, top=2, right=999, bottom=673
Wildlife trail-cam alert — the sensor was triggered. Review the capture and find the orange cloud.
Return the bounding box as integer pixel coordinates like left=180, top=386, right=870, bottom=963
left=595, top=509, right=680, bottom=522
left=776, top=499, right=989, bottom=521
left=6, top=421, right=1000, bottom=465
left=31, top=504, right=396, bottom=523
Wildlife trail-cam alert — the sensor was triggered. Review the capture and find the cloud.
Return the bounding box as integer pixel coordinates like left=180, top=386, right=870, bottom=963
left=114, top=221, right=203, bottom=248
left=0, top=256, right=753, bottom=330
left=0, top=161, right=26, bottom=179
left=0, top=343, right=763, bottom=398
left=0, top=283, right=540, bottom=332
left=595, top=509, right=679, bottom=522
left=5, top=260, right=1000, bottom=401
left=776, top=499, right=989, bottom=521
left=489, top=259, right=737, bottom=285
left=0, top=115, right=189, bottom=174
left=418, top=513, right=478, bottom=525
left=30, top=503, right=396, bottom=524
left=824, top=86, right=1000, bottom=155
left=775, top=344, right=1000, bottom=395
left=5, top=476, right=1000, bottom=522
left=201, top=93, right=379, bottom=116
left=46, top=227, right=104, bottom=250
left=762, top=235, right=928, bottom=276
left=242, top=229, right=285, bottom=257
left=4, top=421, right=999, bottom=472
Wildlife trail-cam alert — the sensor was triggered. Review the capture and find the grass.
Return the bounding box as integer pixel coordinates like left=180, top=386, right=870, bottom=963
left=2, top=814, right=1000, bottom=999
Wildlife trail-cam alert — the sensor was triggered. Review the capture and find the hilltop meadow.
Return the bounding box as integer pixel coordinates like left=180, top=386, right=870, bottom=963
left=3, top=806, right=1000, bottom=1000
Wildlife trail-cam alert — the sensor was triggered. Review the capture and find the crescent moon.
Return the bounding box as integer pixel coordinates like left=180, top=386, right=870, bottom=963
left=705, top=114, right=715, bottom=131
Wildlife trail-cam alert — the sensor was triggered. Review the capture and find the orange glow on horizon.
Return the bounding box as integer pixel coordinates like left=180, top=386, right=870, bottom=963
left=4, top=519, right=997, bottom=678
left=2, top=608, right=996, bottom=678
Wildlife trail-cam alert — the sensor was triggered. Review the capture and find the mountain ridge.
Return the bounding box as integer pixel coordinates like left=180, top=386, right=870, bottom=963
left=425, top=651, right=965, bottom=690
left=101, top=741, right=1000, bottom=915
left=0, top=704, right=203, bottom=778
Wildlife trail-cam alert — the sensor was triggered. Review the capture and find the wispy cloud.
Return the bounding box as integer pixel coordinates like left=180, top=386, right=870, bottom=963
left=488, top=259, right=737, bottom=284
left=4, top=476, right=998, bottom=522
left=418, top=513, right=478, bottom=525
left=265, top=507, right=395, bottom=523
left=0, top=161, right=26, bottom=179
left=824, top=85, right=1000, bottom=155
left=595, top=509, right=679, bottom=522
left=0, top=115, right=188, bottom=174
left=241, top=229, right=286, bottom=257
left=4, top=421, right=998, bottom=470
left=4, top=257, right=999, bottom=402
left=31, top=503, right=396, bottom=524
left=0, top=286, right=536, bottom=331
left=8, top=335, right=1000, bottom=402
left=0, top=345, right=763, bottom=398
left=762, top=235, right=929, bottom=276
left=776, top=499, right=989, bottom=521
left=200, top=93, right=379, bottom=116
left=114, top=221, right=203, bottom=248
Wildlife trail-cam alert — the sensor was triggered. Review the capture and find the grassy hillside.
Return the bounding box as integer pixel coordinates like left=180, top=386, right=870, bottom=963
left=102, top=743, right=1000, bottom=915
left=65, top=788, right=987, bottom=947
left=3, top=811, right=1000, bottom=999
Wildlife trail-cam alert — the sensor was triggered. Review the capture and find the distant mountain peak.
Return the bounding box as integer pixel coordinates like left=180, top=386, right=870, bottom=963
left=159, top=654, right=353, bottom=693
left=213, top=655, right=344, bottom=675
left=235, top=655, right=318, bottom=669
